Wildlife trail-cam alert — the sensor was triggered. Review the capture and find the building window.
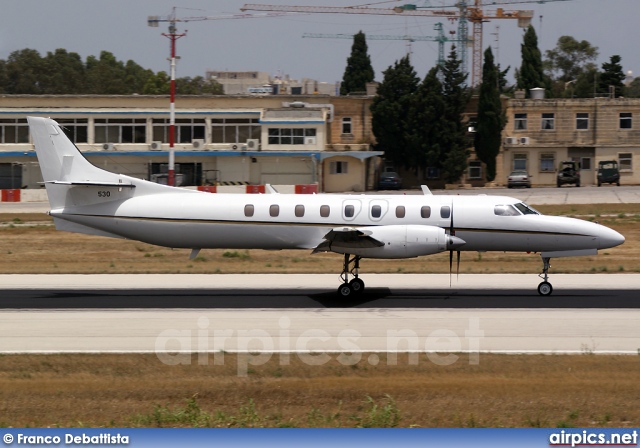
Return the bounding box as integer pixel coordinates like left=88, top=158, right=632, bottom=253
left=468, top=161, right=482, bottom=179
left=295, top=205, right=305, bottom=217
left=619, top=153, right=632, bottom=171
left=320, top=205, right=330, bottom=218
left=329, top=161, right=348, bottom=174
left=244, top=205, right=254, bottom=217
left=211, top=118, right=260, bottom=144
left=541, top=113, right=555, bottom=130
left=58, top=119, right=88, bottom=143
left=576, top=113, right=589, bottom=130
left=620, top=113, right=633, bottom=129
left=269, top=204, right=280, bottom=217
left=581, top=157, right=592, bottom=171
left=267, top=128, right=316, bottom=145
left=342, top=117, right=352, bottom=134
left=513, top=153, right=527, bottom=171
left=540, top=153, right=555, bottom=172
left=0, top=118, right=29, bottom=144
left=514, top=113, right=527, bottom=131
left=95, top=118, right=146, bottom=144
left=420, top=206, right=431, bottom=219
left=396, top=206, right=405, bottom=218
left=467, top=115, right=477, bottom=133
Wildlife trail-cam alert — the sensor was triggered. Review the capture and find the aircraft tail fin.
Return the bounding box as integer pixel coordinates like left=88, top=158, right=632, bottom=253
left=28, top=116, right=173, bottom=210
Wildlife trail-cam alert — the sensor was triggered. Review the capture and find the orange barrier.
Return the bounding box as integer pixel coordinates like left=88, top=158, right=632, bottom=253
left=197, top=186, right=217, bottom=193
left=294, top=184, right=318, bottom=194
left=246, top=185, right=266, bottom=194
left=1, top=189, right=21, bottom=202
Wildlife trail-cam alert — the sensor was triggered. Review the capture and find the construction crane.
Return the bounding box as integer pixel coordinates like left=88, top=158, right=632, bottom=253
left=241, top=3, right=533, bottom=86
left=302, top=23, right=464, bottom=68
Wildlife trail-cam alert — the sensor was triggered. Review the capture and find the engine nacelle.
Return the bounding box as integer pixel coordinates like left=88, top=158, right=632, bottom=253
left=330, top=225, right=455, bottom=259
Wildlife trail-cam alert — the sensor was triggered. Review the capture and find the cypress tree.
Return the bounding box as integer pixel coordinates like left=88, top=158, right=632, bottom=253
left=475, top=47, right=506, bottom=182
left=599, top=55, right=626, bottom=97
left=516, top=25, right=549, bottom=97
left=440, top=47, right=470, bottom=184
left=340, top=31, right=375, bottom=96
left=370, top=56, right=419, bottom=169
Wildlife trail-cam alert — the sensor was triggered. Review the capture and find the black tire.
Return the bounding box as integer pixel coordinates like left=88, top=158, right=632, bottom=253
left=537, top=281, right=553, bottom=296
left=338, top=283, right=352, bottom=297
left=349, top=278, right=365, bottom=294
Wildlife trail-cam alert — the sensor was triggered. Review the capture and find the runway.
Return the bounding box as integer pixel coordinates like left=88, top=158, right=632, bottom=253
left=1, top=274, right=639, bottom=356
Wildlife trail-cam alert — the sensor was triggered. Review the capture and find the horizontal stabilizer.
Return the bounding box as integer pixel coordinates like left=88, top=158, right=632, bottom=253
left=45, top=181, right=136, bottom=188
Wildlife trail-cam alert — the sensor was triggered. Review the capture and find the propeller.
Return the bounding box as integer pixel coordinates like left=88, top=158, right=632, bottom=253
left=448, top=202, right=462, bottom=287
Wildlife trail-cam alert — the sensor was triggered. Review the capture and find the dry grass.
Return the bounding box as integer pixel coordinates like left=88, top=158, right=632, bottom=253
left=0, top=353, right=638, bottom=428
left=0, top=204, right=637, bottom=274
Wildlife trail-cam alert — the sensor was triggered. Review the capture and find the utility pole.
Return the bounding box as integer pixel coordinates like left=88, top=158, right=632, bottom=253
left=149, top=8, right=186, bottom=187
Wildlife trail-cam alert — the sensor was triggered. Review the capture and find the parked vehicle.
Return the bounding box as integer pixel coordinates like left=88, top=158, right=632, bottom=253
left=378, top=172, right=402, bottom=190
left=597, top=160, right=620, bottom=186
left=557, top=161, right=580, bottom=187
left=507, top=170, right=531, bottom=188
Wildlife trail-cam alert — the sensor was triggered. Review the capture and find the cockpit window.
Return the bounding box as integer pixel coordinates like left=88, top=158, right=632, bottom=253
left=494, top=204, right=521, bottom=216
left=514, top=202, right=540, bottom=215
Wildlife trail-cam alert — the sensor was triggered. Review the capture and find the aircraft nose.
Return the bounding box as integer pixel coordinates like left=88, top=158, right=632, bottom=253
left=599, top=226, right=625, bottom=249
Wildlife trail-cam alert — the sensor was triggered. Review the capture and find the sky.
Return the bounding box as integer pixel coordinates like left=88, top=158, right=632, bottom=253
left=1, top=0, right=638, bottom=86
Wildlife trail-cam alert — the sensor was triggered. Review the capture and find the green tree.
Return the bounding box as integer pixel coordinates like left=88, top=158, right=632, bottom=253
left=475, top=47, right=506, bottom=182
left=516, top=25, right=549, bottom=97
left=440, top=47, right=470, bottom=184
left=4, top=49, right=44, bottom=94
left=41, top=49, right=86, bottom=94
left=544, top=36, right=599, bottom=82
left=340, top=31, right=375, bottom=96
left=85, top=51, right=129, bottom=94
left=599, top=55, right=626, bottom=97
left=370, top=56, right=419, bottom=169
left=626, top=77, right=640, bottom=98
left=406, top=66, right=445, bottom=177
left=176, top=76, right=223, bottom=95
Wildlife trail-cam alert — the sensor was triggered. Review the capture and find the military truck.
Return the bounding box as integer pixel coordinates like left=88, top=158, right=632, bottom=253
left=597, top=160, right=620, bottom=187
left=557, top=161, right=580, bottom=187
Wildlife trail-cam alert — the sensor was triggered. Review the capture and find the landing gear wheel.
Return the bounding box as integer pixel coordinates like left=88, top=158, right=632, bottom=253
left=338, top=283, right=352, bottom=298
left=349, top=278, right=365, bottom=294
left=537, top=281, right=553, bottom=296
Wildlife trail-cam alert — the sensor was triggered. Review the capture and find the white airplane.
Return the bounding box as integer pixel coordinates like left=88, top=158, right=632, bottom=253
left=28, top=116, right=624, bottom=297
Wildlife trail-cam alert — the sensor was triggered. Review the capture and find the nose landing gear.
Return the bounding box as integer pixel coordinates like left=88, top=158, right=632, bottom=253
left=537, top=257, right=553, bottom=296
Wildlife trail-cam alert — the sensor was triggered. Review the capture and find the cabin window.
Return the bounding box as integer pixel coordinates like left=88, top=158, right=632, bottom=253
left=371, top=205, right=382, bottom=218
left=295, top=205, right=305, bottom=217
left=244, top=204, right=254, bottom=217
left=440, top=206, right=451, bottom=219
left=270, top=204, right=280, bottom=217
left=344, top=205, right=355, bottom=218
left=494, top=204, right=520, bottom=216
left=396, top=206, right=405, bottom=218
left=420, top=206, right=431, bottom=219
left=320, top=205, right=330, bottom=218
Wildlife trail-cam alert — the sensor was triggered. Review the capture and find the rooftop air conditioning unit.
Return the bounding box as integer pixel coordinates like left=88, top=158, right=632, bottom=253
left=519, top=137, right=530, bottom=145
left=149, top=141, right=162, bottom=151
left=305, top=136, right=317, bottom=145
left=504, top=137, right=517, bottom=145
left=192, top=139, right=205, bottom=150
left=246, top=139, right=259, bottom=151
left=102, top=143, right=115, bottom=151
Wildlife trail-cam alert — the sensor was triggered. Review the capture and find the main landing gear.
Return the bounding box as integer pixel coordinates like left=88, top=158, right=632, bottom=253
left=537, top=257, right=553, bottom=296
left=337, top=253, right=365, bottom=297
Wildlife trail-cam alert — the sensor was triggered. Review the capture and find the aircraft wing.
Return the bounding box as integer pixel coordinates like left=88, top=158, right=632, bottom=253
left=312, top=227, right=385, bottom=253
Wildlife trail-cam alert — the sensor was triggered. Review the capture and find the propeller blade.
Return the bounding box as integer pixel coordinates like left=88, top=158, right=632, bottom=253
left=456, top=250, right=461, bottom=280
left=449, top=201, right=454, bottom=287
left=449, top=248, right=453, bottom=287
